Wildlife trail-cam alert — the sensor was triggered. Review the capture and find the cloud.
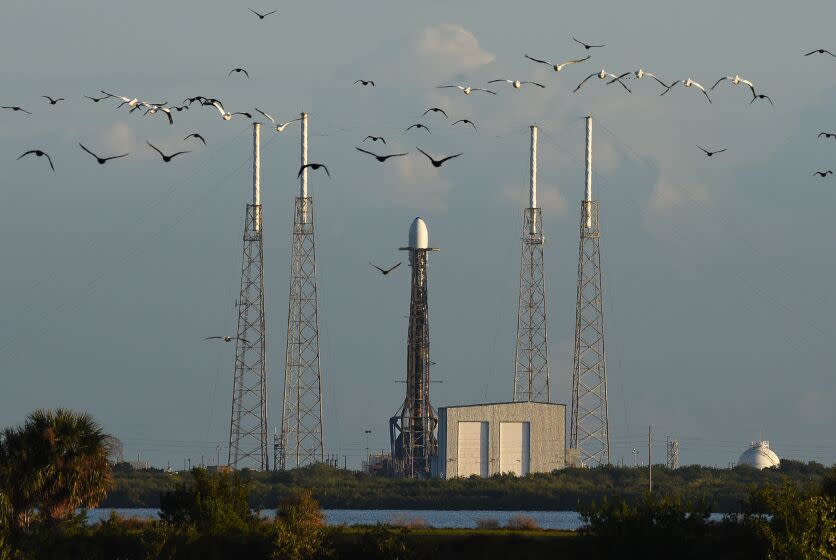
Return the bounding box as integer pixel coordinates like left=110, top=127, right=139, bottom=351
left=413, top=23, right=494, bottom=73
left=384, top=154, right=453, bottom=212
left=100, top=122, right=140, bottom=155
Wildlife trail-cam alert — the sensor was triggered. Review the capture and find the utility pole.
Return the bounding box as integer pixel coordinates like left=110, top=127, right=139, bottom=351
left=648, top=425, right=652, bottom=494
left=364, top=429, right=372, bottom=469
left=666, top=435, right=680, bottom=469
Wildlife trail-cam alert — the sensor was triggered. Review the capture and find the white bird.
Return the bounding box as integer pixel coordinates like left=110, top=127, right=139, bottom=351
left=608, top=69, right=670, bottom=89
left=661, top=79, right=712, bottom=103
left=487, top=79, right=545, bottom=89
left=574, top=70, right=631, bottom=93
left=142, top=103, right=174, bottom=125
left=210, top=100, right=252, bottom=121
left=524, top=54, right=591, bottom=72
left=101, top=90, right=140, bottom=108
left=436, top=85, right=497, bottom=95
left=710, top=74, right=756, bottom=96
left=254, top=108, right=300, bottom=132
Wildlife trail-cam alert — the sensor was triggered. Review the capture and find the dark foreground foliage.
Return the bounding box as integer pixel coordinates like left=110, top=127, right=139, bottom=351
left=106, top=459, right=832, bottom=512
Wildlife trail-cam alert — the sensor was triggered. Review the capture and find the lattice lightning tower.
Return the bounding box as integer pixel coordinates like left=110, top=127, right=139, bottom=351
left=570, top=116, right=611, bottom=467
left=513, top=125, right=550, bottom=403
left=280, top=113, right=325, bottom=469
left=228, top=123, right=269, bottom=470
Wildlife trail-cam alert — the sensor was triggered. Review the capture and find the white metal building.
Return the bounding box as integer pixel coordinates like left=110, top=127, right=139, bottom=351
left=433, top=401, right=566, bottom=478
left=737, top=441, right=780, bottom=470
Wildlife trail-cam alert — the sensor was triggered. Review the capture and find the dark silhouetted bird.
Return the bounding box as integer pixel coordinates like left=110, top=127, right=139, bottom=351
left=453, top=119, right=477, bottom=131
left=355, top=147, right=407, bottom=162
left=422, top=107, right=448, bottom=118
left=488, top=79, right=545, bottom=89
left=2, top=106, right=31, bottom=114
left=205, top=335, right=249, bottom=343
left=370, top=262, right=401, bottom=275
left=228, top=67, right=250, bottom=78
left=84, top=95, right=110, bottom=103
left=813, top=170, right=833, bottom=177
left=298, top=163, right=330, bottom=178
left=804, top=49, right=836, bottom=57
left=184, top=133, right=206, bottom=145
left=573, top=37, right=605, bottom=50
left=697, top=146, right=726, bottom=157
left=354, top=79, right=375, bottom=86
left=79, top=143, right=128, bottom=164
left=363, top=135, right=386, bottom=144
left=405, top=123, right=430, bottom=133
left=750, top=93, right=773, bottom=106
left=146, top=141, right=190, bottom=162
left=417, top=148, right=462, bottom=168
left=818, top=132, right=836, bottom=139
left=42, top=96, right=65, bottom=105
left=575, top=70, right=632, bottom=93
left=17, top=149, right=54, bottom=171
left=249, top=8, right=276, bottom=19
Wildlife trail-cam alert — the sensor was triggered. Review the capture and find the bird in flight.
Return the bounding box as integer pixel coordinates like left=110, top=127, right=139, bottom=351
left=453, top=119, right=477, bottom=131
left=298, top=163, right=330, bottom=178
left=575, top=70, right=632, bottom=93
left=370, top=262, right=401, bottom=275
left=417, top=148, right=462, bottom=168
left=488, top=79, right=545, bottom=89
left=437, top=85, right=497, bottom=95
left=143, top=104, right=174, bottom=125
left=573, top=37, right=605, bottom=50
left=818, top=132, right=836, bottom=139
left=422, top=107, right=448, bottom=118
left=524, top=54, right=590, bottom=72
left=42, top=96, right=65, bottom=105
left=101, top=91, right=141, bottom=109
left=205, top=335, right=249, bottom=343
left=209, top=100, right=251, bottom=121
left=249, top=8, right=276, bottom=19
left=661, top=79, right=711, bottom=103
left=405, top=123, right=431, bottom=133
left=710, top=75, right=756, bottom=96
left=608, top=69, right=670, bottom=89
left=17, top=149, right=54, bottom=171
left=804, top=49, right=836, bottom=57
left=254, top=108, right=299, bottom=132
left=354, top=79, right=375, bottom=87
left=84, top=95, right=110, bottom=103
left=79, top=143, right=128, bottom=164
left=146, top=141, right=190, bottom=162
left=228, top=67, right=250, bottom=78
left=813, top=170, right=833, bottom=177
left=355, top=147, right=408, bottom=162
left=750, top=93, right=773, bottom=107
left=363, top=135, right=386, bottom=144
left=184, top=133, right=206, bottom=145
left=697, top=146, right=726, bottom=157
left=1, top=105, right=31, bottom=114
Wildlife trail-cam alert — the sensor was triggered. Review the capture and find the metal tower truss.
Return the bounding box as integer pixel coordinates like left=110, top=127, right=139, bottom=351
left=570, top=200, right=611, bottom=466
left=513, top=207, right=550, bottom=403
left=228, top=201, right=268, bottom=470
left=281, top=195, right=325, bottom=468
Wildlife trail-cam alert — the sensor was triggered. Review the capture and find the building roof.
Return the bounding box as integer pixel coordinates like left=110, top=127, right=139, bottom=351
left=439, top=400, right=566, bottom=410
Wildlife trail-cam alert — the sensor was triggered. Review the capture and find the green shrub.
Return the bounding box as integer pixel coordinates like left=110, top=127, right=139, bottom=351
left=271, top=490, right=329, bottom=560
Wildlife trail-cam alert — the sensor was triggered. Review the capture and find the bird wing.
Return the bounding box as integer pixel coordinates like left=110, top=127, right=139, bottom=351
left=405, top=124, right=417, bottom=130
left=659, top=81, right=679, bottom=96
left=42, top=96, right=53, bottom=102
left=211, top=100, right=226, bottom=116
left=416, top=147, right=433, bottom=160
left=804, top=50, right=817, bottom=56
left=763, top=95, right=774, bottom=106
left=249, top=8, right=261, bottom=16
left=370, top=263, right=386, bottom=273
left=648, top=74, right=670, bottom=89
left=44, top=153, right=55, bottom=171
left=740, top=79, right=756, bottom=96
left=522, top=81, right=546, bottom=88
left=385, top=153, right=408, bottom=158
left=487, top=79, right=512, bottom=84
left=355, top=146, right=379, bottom=158
left=607, top=75, right=632, bottom=93
left=227, top=68, right=235, bottom=77
left=232, top=112, right=252, bottom=118
left=696, top=145, right=709, bottom=154
left=169, top=151, right=191, bottom=158
left=103, top=153, right=129, bottom=161
left=438, top=153, right=463, bottom=163
left=699, top=88, right=712, bottom=103
left=204, top=336, right=222, bottom=340
left=819, top=132, right=827, bottom=138
left=297, top=165, right=307, bottom=178
left=17, top=150, right=36, bottom=160
left=255, top=107, right=276, bottom=124
left=572, top=37, right=586, bottom=47
left=436, top=85, right=461, bottom=90
left=558, top=55, right=592, bottom=69
left=471, top=88, right=497, bottom=94
left=263, top=10, right=276, bottom=16
left=384, top=262, right=402, bottom=273
left=162, top=110, right=173, bottom=125
left=241, top=69, right=250, bottom=78
left=146, top=141, right=165, bottom=157
left=574, top=73, right=597, bottom=93
left=826, top=50, right=836, bottom=57
left=714, top=149, right=727, bottom=154
left=524, top=54, right=552, bottom=65
left=321, top=164, right=331, bottom=178
left=710, top=77, right=728, bottom=90
left=78, top=143, right=98, bottom=159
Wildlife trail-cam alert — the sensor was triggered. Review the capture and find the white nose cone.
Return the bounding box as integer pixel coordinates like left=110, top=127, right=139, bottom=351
left=408, top=217, right=429, bottom=249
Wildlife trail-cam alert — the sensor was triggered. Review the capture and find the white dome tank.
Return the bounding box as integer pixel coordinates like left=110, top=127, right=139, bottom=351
left=408, top=217, right=429, bottom=249
left=737, top=441, right=780, bottom=470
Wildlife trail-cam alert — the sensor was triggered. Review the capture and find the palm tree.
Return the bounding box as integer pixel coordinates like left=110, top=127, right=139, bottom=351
left=0, top=409, right=114, bottom=527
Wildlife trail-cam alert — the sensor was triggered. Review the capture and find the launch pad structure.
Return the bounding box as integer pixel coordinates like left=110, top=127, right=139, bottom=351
left=389, top=218, right=439, bottom=478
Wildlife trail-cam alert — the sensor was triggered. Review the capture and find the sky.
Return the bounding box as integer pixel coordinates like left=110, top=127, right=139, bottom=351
left=2, top=0, right=836, bottom=470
